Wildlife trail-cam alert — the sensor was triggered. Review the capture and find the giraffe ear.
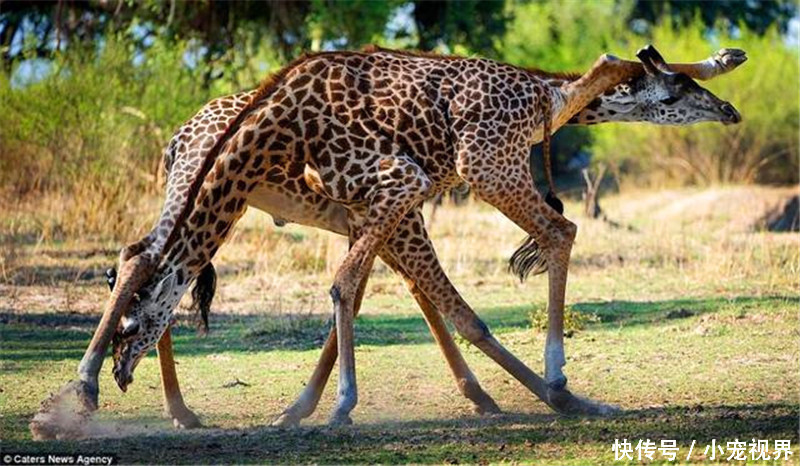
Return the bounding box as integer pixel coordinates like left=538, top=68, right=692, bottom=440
left=152, top=273, right=177, bottom=304
left=636, top=46, right=660, bottom=77
left=642, top=44, right=674, bottom=74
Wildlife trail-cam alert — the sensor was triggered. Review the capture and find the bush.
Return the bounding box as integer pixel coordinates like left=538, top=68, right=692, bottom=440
left=0, top=34, right=214, bottom=239
left=529, top=305, right=599, bottom=336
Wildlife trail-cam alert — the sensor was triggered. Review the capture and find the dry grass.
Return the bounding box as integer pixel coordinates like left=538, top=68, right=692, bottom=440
left=1, top=185, right=798, bottom=463
left=2, top=185, right=796, bottom=316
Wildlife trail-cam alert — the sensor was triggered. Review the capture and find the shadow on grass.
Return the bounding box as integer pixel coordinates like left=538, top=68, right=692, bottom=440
left=2, top=403, right=797, bottom=464
left=572, top=295, right=798, bottom=327
left=2, top=295, right=795, bottom=364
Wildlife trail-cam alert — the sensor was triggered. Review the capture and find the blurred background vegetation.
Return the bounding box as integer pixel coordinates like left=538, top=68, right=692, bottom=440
left=1, top=0, right=798, bottom=240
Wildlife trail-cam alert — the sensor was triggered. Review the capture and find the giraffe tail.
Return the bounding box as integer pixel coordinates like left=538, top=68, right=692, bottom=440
left=541, top=94, right=563, bottom=215
left=190, top=262, right=216, bottom=335
left=545, top=190, right=564, bottom=215
left=508, top=98, right=563, bottom=281
left=508, top=236, right=547, bottom=281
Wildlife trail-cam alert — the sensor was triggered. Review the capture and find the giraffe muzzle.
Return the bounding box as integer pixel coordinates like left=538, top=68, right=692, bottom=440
left=112, top=346, right=139, bottom=392
left=720, top=102, right=741, bottom=125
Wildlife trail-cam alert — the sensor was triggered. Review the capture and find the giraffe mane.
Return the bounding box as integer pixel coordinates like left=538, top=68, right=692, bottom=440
left=523, top=68, right=582, bottom=82
left=360, top=44, right=583, bottom=82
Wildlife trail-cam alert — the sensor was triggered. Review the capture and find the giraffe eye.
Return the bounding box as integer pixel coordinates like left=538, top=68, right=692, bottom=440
left=660, top=96, right=681, bottom=105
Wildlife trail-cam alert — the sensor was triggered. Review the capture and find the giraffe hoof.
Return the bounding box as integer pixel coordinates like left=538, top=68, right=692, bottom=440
left=714, top=48, right=747, bottom=70
left=547, top=375, right=568, bottom=392
left=328, top=413, right=353, bottom=426
left=271, top=413, right=301, bottom=428
left=473, top=397, right=502, bottom=415
left=548, top=389, right=621, bottom=417
left=170, top=408, right=202, bottom=429
left=474, top=404, right=502, bottom=416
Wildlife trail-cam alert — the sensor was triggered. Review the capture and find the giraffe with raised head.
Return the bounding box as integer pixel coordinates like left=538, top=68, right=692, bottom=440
left=34, top=44, right=745, bottom=435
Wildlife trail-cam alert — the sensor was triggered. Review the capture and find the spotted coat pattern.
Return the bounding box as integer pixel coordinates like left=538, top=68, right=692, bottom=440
left=109, top=45, right=745, bottom=421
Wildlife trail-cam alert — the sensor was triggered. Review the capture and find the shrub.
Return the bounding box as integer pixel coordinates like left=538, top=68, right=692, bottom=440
left=529, top=305, right=600, bottom=336
left=0, top=34, right=214, bottom=240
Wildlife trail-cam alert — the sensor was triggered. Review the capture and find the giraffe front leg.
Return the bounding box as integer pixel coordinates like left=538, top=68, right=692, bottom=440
left=272, top=273, right=369, bottom=427
left=327, top=155, right=432, bottom=426
left=156, top=326, right=202, bottom=429
left=666, top=47, right=747, bottom=80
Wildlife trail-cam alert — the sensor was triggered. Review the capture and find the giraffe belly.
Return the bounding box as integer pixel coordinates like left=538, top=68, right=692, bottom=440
left=247, top=183, right=349, bottom=236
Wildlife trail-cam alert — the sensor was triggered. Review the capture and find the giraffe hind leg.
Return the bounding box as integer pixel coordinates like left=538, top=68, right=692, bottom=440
left=457, top=142, right=617, bottom=415
left=381, top=210, right=501, bottom=415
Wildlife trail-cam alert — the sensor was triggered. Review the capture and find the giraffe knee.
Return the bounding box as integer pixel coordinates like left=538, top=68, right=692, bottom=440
left=459, top=317, right=491, bottom=344
left=562, top=218, right=577, bottom=242
left=330, top=285, right=342, bottom=306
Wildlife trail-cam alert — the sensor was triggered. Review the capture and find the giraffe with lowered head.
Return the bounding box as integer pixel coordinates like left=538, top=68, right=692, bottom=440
left=33, top=44, right=744, bottom=436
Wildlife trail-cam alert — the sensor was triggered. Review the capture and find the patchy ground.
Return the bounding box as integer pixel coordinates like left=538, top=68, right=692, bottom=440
left=1, top=187, right=798, bottom=464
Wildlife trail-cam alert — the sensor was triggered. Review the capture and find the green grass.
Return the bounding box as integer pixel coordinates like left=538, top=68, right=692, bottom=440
left=1, top=188, right=798, bottom=463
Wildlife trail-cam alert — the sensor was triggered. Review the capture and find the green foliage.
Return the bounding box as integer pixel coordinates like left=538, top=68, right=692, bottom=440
left=503, top=0, right=636, bottom=71
left=414, top=1, right=508, bottom=56
left=630, top=0, right=798, bottom=36
left=0, top=34, right=212, bottom=238
left=529, top=305, right=599, bottom=335
left=306, top=0, right=402, bottom=49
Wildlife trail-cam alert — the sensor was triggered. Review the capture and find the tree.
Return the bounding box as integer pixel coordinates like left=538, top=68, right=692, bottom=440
left=413, top=0, right=507, bottom=55
left=630, top=0, right=798, bottom=35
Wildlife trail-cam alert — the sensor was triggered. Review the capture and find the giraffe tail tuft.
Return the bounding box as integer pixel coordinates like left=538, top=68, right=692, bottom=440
left=508, top=236, right=548, bottom=282
left=545, top=190, right=564, bottom=215
left=190, top=262, right=217, bottom=335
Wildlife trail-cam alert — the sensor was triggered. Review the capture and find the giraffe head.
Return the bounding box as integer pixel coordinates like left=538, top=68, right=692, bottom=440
left=573, top=45, right=741, bottom=126
left=110, top=264, right=188, bottom=391
left=108, top=259, right=217, bottom=391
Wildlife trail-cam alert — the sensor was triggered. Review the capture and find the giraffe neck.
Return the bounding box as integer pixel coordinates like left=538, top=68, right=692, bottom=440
left=161, top=222, right=224, bottom=290
left=547, top=56, right=643, bottom=129
left=144, top=216, right=231, bottom=330
left=534, top=73, right=651, bottom=127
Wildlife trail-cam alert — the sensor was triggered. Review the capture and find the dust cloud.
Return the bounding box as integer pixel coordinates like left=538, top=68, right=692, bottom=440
left=30, top=381, right=162, bottom=440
